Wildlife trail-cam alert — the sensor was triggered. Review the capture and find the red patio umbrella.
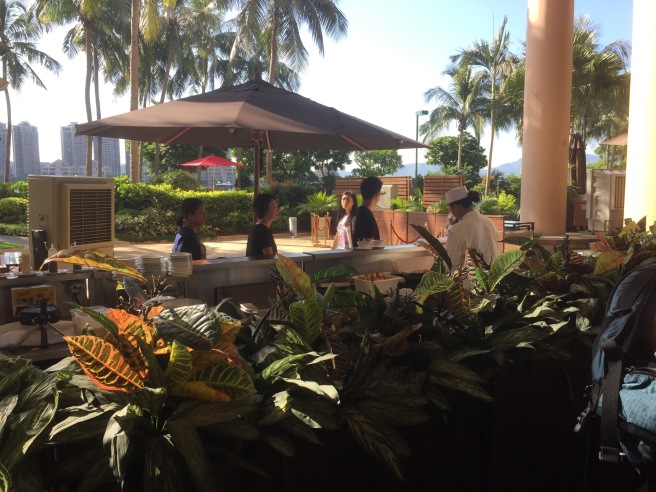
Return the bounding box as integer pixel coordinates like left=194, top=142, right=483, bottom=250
left=180, top=155, right=243, bottom=189
left=179, top=154, right=244, bottom=167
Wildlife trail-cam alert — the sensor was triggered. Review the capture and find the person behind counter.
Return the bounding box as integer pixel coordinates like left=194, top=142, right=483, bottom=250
left=172, top=198, right=207, bottom=260
left=444, top=186, right=499, bottom=270
left=353, top=176, right=382, bottom=243
left=246, top=193, right=279, bottom=256
left=331, top=190, right=358, bottom=250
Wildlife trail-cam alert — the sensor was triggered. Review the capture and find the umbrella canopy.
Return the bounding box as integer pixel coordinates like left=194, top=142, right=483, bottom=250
left=180, top=154, right=244, bottom=167
left=76, top=78, right=428, bottom=194
left=600, top=133, right=628, bottom=146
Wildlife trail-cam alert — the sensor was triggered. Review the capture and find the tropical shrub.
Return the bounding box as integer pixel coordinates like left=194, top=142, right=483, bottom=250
left=295, top=191, right=337, bottom=215
left=149, top=169, right=199, bottom=190
left=0, top=198, right=27, bottom=223
left=427, top=199, right=449, bottom=214
left=2, top=220, right=654, bottom=489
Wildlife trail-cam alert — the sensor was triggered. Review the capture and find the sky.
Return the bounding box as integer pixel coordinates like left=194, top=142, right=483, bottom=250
left=12, top=0, right=634, bottom=167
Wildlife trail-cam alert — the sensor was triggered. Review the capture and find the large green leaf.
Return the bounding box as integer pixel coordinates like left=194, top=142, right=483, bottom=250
left=260, top=427, right=295, bottom=457
left=257, top=391, right=292, bottom=426
left=0, top=364, right=32, bottom=397
left=343, top=409, right=403, bottom=480
left=310, top=265, right=358, bottom=283
left=289, top=299, right=322, bottom=345
left=192, top=360, right=256, bottom=396
left=16, top=372, right=59, bottom=412
left=154, top=304, right=222, bottom=350
left=260, top=353, right=315, bottom=384
left=0, top=393, right=58, bottom=472
left=488, top=249, right=526, bottom=292
left=429, top=374, right=493, bottom=402
left=278, top=415, right=322, bottom=444
left=486, top=326, right=553, bottom=351
left=287, top=394, right=341, bottom=429
left=0, top=462, right=10, bottom=492
left=174, top=398, right=259, bottom=428
left=428, top=359, right=486, bottom=384
left=277, top=254, right=314, bottom=300
left=281, top=378, right=339, bottom=401
left=143, top=435, right=188, bottom=492
left=354, top=396, right=430, bottom=426
left=327, top=290, right=377, bottom=309
left=593, top=250, right=626, bottom=275
left=165, top=340, right=193, bottom=385
left=103, top=406, right=147, bottom=485
left=77, top=306, right=120, bottom=339
left=49, top=405, right=118, bottom=443
left=544, top=251, right=565, bottom=272
left=204, top=417, right=261, bottom=441
left=411, top=223, right=452, bottom=270
left=412, top=271, right=454, bottom=297
left=0, top=395, right=17, bottom=442
left=44, top=249, right=145, bottom=283
left=167, top=420, right=214, bottom=492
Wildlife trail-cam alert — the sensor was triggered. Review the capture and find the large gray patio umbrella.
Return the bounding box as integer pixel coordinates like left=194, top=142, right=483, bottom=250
left=76, top=77, right=428, bottom=195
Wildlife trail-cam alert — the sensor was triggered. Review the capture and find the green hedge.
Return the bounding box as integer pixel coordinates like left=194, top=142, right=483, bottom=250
left=0, top=197, right=28, bottom=224
left=2, top=179, right=318, bottom=242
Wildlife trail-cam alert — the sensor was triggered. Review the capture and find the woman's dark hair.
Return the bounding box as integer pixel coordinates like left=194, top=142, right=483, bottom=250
left=337, top=190, right=358, bottom=221
left=451, top=190, right=481, bottom=208
left=176, top=198, right=204, bottom=227
left=254, top=193, right=276, bottom=219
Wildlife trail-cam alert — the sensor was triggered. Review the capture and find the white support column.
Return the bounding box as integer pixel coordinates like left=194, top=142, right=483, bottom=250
left=624, top=0, right=656, bottom=226
left=519, top=0, right=574, bottom=235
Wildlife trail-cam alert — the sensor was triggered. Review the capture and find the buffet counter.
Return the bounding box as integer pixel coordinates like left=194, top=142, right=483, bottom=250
left=0, top=245, right=434, bottom=325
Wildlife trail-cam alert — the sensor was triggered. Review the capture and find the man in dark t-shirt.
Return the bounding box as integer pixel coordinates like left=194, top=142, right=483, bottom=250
left=353, top=176, right=382, bottom=242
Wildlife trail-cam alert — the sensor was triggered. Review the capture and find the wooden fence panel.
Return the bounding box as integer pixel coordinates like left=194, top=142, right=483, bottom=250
left=423, top=175, right=465, bottom=208
left=335, top=176, right=413, bottom=202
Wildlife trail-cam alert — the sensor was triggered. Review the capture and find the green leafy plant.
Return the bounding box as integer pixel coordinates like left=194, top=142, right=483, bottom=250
left=295, top=191, right=337, bottom=215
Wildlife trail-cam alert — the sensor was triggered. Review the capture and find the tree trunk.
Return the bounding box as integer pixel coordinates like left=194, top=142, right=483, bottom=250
left=485, top=78, right=496, bottom=196
left=85, top=26, right=94, bottom=176
left=266, top=19, right=278, bottom=185
left=457, top=131, right=463, bottom=171
left=93, top=47, right=103, bottom=177
left=130, top=0, right=141, bottom=182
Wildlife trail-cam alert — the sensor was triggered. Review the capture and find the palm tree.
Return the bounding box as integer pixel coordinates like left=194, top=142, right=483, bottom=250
left=421, top=63, right=487, bottom=171
left=0, top=0, right=61, bottom=182
left=228, top=0, right=348, bottom=183
left=451, top=15, right=517, bottom=195
left=501, top=17, right=630, bottom=169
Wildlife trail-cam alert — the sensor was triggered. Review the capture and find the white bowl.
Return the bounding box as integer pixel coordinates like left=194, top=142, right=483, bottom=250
left=357, top=240, right=373, bottom=249
left=352, top=274, right=402, bottom=295
left=372, top=240, right=385, bottom=248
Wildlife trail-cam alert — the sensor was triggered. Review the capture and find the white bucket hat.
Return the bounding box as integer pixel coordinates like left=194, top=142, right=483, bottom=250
left=445, top=186, right=468, bottom=204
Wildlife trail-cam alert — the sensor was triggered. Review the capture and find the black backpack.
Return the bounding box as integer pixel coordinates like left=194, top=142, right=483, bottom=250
left=575, top=263, right=656, bottom=474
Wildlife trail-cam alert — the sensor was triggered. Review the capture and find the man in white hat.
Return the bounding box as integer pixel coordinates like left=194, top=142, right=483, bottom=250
left=444, top=186, right=500, bottom=270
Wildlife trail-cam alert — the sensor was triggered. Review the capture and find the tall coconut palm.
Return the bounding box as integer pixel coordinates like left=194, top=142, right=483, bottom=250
left=421, top=63, right=487, bottom=172
left=501, top=17, right=630, bottom=169
left=451, top=16, right=517, bottom=195
left=228, top=0, right=348, bottom=183
left=0, top=0, right=61, bottom=182
left=35, top=0, right=126, bottom=176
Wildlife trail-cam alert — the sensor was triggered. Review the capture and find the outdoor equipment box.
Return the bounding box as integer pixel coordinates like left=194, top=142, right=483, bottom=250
left=11, top=285, right=56, bottom=317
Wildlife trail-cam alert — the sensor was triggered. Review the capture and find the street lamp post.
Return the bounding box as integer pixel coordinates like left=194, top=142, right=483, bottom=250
left=415, top=110, right=429, bottom=178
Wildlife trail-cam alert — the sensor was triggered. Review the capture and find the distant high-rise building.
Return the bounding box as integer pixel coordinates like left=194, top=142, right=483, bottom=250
left=93, top=136, right=121, bottom=176
left=12, top=121, right=40, bottom=180
left=60, top=123, right=86, bottom=175
left=61, top=123, right=122, bottom=176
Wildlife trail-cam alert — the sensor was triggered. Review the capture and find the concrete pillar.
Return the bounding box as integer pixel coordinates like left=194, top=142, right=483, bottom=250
left=624, top=0, right=656, bottom=226
left=520, top=0, right=574, bottom=235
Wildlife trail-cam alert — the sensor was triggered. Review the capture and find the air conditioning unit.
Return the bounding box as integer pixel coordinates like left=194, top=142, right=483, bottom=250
left=28, top=176, right=115, bottom=255
left=376, top=184, right=398, bottom=210
left=586, top=170, right=625, bottom=232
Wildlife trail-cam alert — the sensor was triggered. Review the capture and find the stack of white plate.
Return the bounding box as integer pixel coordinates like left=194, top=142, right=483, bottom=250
left=135, top=256, right=167, bottom=276
left=168, top=252, right=193, bottom=277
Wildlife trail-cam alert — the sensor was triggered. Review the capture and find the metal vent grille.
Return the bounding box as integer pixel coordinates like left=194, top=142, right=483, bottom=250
left=613, top=176, right=626, bottom=209
left=68, top=188, right=113, bottom=245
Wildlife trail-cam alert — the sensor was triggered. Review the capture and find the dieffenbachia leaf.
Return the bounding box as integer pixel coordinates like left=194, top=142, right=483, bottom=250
left=277, top=255, right=315, bottom=300
left=593, top=250, right=626, bottom=275
left=289, top=299, right=322, bottom=345
left=154, top=305, right=222, bottom=350
left=411, top=223, right=451, bottom=271
left=165, top=341, right=193, bottom=385
left=412, top=271, right=453, bottom=297
left=43, top=249, right=145, bottom=283
left=488, top=249, right=526, bottom=292
left=310, top=265, right=358, bottom=283
left=191, top=359, right=256, bottom=398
